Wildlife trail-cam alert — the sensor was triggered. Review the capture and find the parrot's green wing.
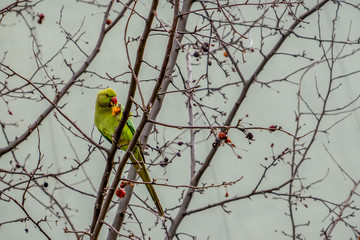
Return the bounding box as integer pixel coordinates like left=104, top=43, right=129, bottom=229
left=120, top=104, right=137, bottom=135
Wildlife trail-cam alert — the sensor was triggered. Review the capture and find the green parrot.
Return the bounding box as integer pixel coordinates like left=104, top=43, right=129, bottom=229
left=94, top=88, right=164, bottom=217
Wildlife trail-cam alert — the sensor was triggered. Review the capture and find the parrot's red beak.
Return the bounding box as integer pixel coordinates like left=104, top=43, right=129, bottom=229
left=111, top=96, right=117, bottom=105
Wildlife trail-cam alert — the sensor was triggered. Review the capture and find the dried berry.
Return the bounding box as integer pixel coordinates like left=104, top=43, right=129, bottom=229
left=43, top=182, right=48, bottom=188
left=202, top=42, right=209, bottom=52
left=246, top=132, right=254, bottom=140
left=159, top=160, right=168, bottom=167
left=15, top=163, right=21, bottom=168
left=106, top=19, right=112, bottom=25
left=176, top=152, right=181, bottom=157
left=8, top=110, right=12, bottom=115
left=213, top=138, right=221, bottom=148
left=193, top=51, right=200, bottom=58
left=177, top=141, right=184, bottom=146
left=223, top=51, right=228, bottom=57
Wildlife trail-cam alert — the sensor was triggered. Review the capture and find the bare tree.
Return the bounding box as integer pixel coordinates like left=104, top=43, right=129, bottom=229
left=1, top=0, right=360, bottom=239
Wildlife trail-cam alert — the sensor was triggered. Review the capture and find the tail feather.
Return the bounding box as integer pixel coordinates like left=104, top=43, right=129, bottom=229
left=129, top=149, right=164, bottom=217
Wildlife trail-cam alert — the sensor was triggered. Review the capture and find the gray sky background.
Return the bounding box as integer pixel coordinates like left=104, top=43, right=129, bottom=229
left=1, top=0, right=360, bottom=239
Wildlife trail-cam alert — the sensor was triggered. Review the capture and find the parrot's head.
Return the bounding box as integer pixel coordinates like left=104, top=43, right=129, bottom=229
left=96, top=88, right=118, bottom=108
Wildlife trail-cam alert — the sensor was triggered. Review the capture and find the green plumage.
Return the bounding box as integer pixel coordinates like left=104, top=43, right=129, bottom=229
left=94, top=88, right=164, bottom=217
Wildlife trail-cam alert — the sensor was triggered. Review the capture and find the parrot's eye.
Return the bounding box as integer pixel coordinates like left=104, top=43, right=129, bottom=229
left=106, top=94, right=109, bottom=97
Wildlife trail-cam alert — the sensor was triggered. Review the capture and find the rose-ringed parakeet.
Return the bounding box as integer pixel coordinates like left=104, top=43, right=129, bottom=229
left=94, top=88, right=164, bottom=217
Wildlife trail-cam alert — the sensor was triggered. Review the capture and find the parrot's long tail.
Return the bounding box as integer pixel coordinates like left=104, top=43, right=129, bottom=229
left=130, top=149, right=164, bottom=217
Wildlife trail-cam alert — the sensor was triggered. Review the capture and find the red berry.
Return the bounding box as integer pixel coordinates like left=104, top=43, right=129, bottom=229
left=120, top=181, right=126, bottom=188
left=106, top=19, right=112, bottom=25
left=225, top=192, right=229, bottom=197
left=115, top=188, right=126, bottom=198
left=8, top=110, right=12, bottom=115
left=269, top=125, right=277, bottom=132
left=37, top=13, right=45, bottom=24
left=218, top=132, right=227, bottom=139
left=250, top=48, right=255, bottom=52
